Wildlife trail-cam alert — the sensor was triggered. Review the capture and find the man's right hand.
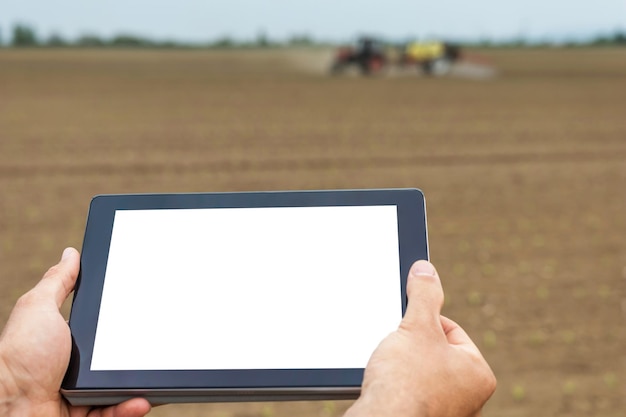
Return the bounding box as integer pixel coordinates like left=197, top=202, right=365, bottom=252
left=344, top=260, right=496, bottom=417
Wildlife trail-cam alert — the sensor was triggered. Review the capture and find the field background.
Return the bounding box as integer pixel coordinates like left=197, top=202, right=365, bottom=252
left=0, top=47, right=625, bottom=416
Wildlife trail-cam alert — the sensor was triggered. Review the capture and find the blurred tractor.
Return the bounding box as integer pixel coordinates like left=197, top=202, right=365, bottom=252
left=399, top=41, right=461, bottom=75
left=330, top=38, right=466, bottom=77
left=329, top=37, right=388, bottom=76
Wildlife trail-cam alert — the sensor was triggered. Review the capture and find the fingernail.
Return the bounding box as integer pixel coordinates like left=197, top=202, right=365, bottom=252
left=61, top=247, right=73, bottom=261
left=411, top=260, right=436, bottom=277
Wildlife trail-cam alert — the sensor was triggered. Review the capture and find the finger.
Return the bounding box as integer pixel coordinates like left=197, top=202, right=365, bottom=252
left=441, top=316, right=478, bottom=349
left=36, top=247, right=80, bottom=309
left=400, top=260, right=444, bottom=331
left=88, top=398, right=152, bottom=417
left=69, top=405, right=90, bottom=417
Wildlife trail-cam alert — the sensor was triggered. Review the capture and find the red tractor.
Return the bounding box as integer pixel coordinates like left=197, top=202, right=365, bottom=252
left=329, top=37, right=388, bottom=76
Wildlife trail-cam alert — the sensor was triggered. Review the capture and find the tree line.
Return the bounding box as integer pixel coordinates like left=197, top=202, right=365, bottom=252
left=2, top=24, right=320, bottom=49
left=3, top=24, right=626, bottom=48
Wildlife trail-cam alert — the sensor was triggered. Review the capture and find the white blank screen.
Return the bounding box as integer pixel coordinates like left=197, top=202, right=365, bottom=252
left=91, top=205, right=402, bottom=371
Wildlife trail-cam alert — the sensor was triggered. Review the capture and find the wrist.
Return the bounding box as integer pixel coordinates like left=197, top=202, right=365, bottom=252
left=344, top=392, right=426, bottom=417
left=0, top=347, right=20, bottom=416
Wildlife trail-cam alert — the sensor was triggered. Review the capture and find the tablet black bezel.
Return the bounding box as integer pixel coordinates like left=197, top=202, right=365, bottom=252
left=63, top=188, right=428, bottom=391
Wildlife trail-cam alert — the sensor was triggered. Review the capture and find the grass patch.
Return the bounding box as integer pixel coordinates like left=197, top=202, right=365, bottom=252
left=452, top=263, right=467, bottom=276
left=536, top=285, right=549, bottom=300
left=528, top=329, right=547, bottom=346
left=597, top=285, right=612, bottom=298
left=511, top=384, right=526, bottom=401
left=466, top=291, right=484, bottom=306
left=481, top=263, right=495, bottom=276
left=562, top=379, right=577, bottom=395
left=603, top=372, right=618, bottom=389
left=559, top=330, right=577, bottom=344
left=483, top=330, right=497, bottom=348
left=322, top=401, right=336, bottom=415
left=260, top=405, right=275, bottom=417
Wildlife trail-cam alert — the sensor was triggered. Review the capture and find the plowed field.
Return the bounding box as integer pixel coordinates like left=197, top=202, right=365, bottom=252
left=1, top=47, right=625, bottom=416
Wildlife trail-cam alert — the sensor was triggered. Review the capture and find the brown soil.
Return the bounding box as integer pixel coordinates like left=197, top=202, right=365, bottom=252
left=0, top=47, right=625, bottom=416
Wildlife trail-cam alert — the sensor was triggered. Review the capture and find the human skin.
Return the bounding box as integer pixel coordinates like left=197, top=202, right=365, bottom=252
left=0, top=250, right=494, bottom=417
left=343, top=260, right=497, bottom=417
left=0, top=248, right=151, bottom=417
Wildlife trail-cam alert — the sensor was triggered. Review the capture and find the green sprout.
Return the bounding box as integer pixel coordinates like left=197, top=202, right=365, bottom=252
left=603, top=372, right=618, bottom=389
left=483, top=330, right=497, bottom=348
left=562, top=380, right=577, bottom=396
left=511, top=384, right=526, bottom=401
left=467, top=291, right=483, bottom=306
left=536, top=286, right=549, bottom=300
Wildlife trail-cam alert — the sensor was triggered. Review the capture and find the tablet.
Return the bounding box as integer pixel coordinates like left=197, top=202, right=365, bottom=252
left=62, top=188, right=428, bottom=406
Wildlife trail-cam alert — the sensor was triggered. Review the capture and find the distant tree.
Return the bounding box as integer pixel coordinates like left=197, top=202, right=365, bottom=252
left=47, top=33, right=68, bottom=47
left=12, top=24, right=38, bottom=47
left=211, top=36, right=235, bottom=48
left=76, top=34, right=105, bottom=47
left=288, top=34, right=314, bottom=47
left=110, top=34, right=151, bottom=47
left=612, top=31, right=626, bottom=45
left=508, top=37, right=527, bottom=48
left=588, top=30, right=626, bottom=46
left=154, top=40, right=179, bottom=48
left=256, top=30, right=270, bottom=47
left=591, top=34, right=610, bottom=46
left=476, top=38, right=494, bottom=48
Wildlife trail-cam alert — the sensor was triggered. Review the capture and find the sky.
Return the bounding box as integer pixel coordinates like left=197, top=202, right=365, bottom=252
left=1, top=0, right=625, bottom=44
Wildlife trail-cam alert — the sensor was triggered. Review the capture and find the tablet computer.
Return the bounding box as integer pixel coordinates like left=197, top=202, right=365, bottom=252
left=62, top=188, right=428, bottom=406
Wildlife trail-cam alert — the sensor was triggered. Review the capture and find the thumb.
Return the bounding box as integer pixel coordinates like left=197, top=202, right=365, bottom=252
left=35, top=247, right=80, bottom=309
left=400, top=260, right=444, bottom=331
